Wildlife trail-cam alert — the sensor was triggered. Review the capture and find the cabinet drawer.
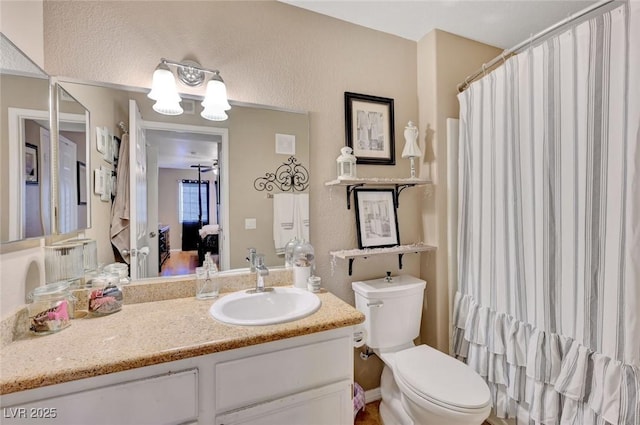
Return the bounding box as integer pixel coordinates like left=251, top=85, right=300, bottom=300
left=215, top=336, right=351, bottom=412
left=3, top=369, right=198, bottom=425
left=215, top=380, right=352, bottom=425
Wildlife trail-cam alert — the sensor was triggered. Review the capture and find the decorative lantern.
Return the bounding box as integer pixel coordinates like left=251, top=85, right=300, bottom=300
left=336, top=146, right=357, bottom=180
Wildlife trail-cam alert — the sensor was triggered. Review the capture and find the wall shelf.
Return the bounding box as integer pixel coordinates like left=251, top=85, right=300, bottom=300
left=325, top=177, right=432, bottom=209
left=330, top=243, right=436, bottom=275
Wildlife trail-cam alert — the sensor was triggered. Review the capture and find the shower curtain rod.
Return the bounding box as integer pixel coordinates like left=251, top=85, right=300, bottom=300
left=457, top=0, right=617, bottom=92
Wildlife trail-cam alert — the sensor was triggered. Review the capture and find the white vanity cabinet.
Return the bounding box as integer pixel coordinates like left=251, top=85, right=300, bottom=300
left=0, top=327, right=355, bottom=425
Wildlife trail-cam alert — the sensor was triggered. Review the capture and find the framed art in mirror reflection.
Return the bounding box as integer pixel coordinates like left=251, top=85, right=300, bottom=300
left=25, top=143, right=38, bottom=184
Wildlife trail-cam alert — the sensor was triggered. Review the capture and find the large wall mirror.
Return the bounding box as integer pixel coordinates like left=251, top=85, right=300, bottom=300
left=56, top=79, right=310, bottom=279
left=0, top=34, right=52, bottom=243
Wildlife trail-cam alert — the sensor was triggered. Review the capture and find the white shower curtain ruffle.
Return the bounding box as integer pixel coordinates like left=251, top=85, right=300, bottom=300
left=453, top=292, right=640, bottom=425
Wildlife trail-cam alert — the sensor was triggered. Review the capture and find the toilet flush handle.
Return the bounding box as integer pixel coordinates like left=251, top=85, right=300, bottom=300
left=367, top=300, right=384, bottom=308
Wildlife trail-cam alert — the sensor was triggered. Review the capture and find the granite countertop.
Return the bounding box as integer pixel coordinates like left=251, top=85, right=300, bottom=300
left=0, top=285, right=364, bottom=395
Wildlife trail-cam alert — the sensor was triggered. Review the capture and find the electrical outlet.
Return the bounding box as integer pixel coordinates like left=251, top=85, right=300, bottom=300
left=245, top=218, right=257, bottom=230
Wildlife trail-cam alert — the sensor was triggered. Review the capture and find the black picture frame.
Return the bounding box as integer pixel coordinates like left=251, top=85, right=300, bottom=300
left=25, top=143, right=38, bottom=184
left=354, top=188, right=400, bottom=249
left=344, top=92, right=395, bottom=165
left=77, top=161, right=87, bottom=205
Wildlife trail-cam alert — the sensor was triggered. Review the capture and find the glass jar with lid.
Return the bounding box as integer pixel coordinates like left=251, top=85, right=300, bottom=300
left=28, top=281, right=76, bottom=335
left=86, top=271, right=123, bottom=316
left=292, top=240, right=315, bottom=289
left=284, top=237, right=301, bottom=269
left=104, top=262, right=130, bottom=284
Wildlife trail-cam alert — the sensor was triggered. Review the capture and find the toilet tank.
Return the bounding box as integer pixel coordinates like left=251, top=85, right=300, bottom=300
left=352, top=275, right=426, bottom=349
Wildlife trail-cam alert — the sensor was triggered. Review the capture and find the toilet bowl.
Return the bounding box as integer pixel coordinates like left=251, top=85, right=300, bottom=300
left=352, top=275, right=491, bottom=425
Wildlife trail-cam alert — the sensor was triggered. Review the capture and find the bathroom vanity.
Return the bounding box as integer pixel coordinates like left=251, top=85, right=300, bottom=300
left=0, top=281, right=363, bottom=425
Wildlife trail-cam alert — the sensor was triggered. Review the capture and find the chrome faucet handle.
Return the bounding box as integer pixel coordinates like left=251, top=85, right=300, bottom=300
left=385, top=271, right=393, bottom=282
left=246, top=247, right=257, bottom=272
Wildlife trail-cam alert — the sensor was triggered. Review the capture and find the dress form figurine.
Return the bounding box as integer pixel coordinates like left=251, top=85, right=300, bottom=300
left=401, top=121, right=422, bottom=179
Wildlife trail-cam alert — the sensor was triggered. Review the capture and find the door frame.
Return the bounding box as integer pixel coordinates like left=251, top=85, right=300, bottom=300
left=142, top=120, right=230, bottom=271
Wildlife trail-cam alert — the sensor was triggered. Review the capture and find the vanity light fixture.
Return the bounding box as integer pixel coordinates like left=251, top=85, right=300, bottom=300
left=401, top=121, right=422, bottom=179
left=147, top=58, right=231, bottom=121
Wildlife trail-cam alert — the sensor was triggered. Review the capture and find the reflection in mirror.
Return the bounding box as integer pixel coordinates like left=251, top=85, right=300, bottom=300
left=0, top=33, right=52, bottom=243
left=56, top=80, right=309, bottom=280
left=55, top=84, right=91, bottom=234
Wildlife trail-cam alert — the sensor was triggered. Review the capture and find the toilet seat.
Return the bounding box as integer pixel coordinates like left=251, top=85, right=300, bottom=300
left=393, top=345, right=491, bottom=414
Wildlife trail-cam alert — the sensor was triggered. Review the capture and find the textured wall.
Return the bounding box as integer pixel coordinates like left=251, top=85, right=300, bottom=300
left=43, top=0, right=421, bottom=305
left=0, top=0, right=44, bottom=68
left=417, top=30, right=502, bottom=353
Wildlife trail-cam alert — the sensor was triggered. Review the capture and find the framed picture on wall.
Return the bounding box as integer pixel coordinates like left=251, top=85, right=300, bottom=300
left=25, top=143, right=38, bottom=184
left=353, top=188, right=399, bottom=249
left=77, top=161, right=87, bottom=205
left=344, top=92, right=395, bottom=165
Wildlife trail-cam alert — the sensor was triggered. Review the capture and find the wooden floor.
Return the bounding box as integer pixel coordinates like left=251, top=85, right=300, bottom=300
left=159, top=250, right=199, bottom=276
left=159, top=250, right=220, bottom=276
left=355, top=400, right=382, bottom=425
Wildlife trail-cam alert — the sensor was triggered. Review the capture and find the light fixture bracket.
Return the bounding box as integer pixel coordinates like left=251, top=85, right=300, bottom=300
left=176, top=60, right=206, bottom=87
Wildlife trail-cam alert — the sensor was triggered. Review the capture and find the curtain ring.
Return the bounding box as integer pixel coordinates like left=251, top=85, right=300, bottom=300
left=529, top=33, right=534, bottom=51
left=482, top=63, right=487, bottom=76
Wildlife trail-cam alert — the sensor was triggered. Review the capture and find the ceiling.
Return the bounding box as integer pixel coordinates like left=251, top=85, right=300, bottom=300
left=280, top=0, right=598, bottom=48
left=147, top=129, right=219, bottom=170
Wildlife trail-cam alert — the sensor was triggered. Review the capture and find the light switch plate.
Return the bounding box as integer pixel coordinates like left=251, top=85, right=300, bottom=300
left=245, top=218, right=257, bottom=230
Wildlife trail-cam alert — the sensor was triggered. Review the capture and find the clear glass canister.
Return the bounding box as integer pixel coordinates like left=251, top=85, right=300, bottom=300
left=28, top=281, right=76, bottom=335
left=86, top=272, right=123, bottom=316
left=284, top=237, right=301, bottom=268
left=44, top=244, right=84, bottom=283
left=104, top=262, right=130, bottom=285
left=293, top=240, right=315, bottom=289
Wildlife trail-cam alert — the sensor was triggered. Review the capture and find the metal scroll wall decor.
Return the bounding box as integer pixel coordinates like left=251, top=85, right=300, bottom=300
left=253, top=156, right=309, bottom=193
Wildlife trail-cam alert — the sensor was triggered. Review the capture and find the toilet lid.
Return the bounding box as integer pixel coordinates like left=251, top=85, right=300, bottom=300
left=394, top=345, right=491, bottom=411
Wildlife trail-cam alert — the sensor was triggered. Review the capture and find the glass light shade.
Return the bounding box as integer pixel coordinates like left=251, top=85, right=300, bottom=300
left=153, top=98, right=183, bottom=116
left=201, top=78, right=231, bottom=111
left=147, top=64, right=180, bottom=102
left=200, top=106, right=228, bottom=121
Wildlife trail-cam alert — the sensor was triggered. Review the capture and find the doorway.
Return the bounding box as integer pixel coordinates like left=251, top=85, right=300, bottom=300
left=143, top=121, right=229, bottom=276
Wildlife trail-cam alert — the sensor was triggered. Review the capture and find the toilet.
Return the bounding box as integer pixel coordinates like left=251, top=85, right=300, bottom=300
left=352, top=275, right=491, bottom=425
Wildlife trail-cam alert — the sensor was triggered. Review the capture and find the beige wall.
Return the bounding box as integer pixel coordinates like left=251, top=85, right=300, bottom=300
left=226, top=107, right=309, bottom=269
left=0, top=0, right=44, bottom=68
left=0, top=1, right=504, bottom=391
left=43, top=0, right=422, bottom=305
left=417, top=30, right=502, bottom=354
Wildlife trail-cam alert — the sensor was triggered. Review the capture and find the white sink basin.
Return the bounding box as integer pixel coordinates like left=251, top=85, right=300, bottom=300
left=209, top=287, right=321, bottom=326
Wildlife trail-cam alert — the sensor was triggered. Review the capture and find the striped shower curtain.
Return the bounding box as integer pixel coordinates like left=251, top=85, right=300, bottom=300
left=453, top=3, right=639, bottom=424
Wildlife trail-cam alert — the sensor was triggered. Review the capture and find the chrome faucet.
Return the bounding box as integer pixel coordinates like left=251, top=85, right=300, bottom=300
left=249, top=253, right=271, bottom=293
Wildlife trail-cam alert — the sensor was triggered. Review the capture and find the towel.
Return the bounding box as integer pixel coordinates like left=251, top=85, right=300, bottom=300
left=273, top=193, right=296, bottom=254
left=273, top=193, right=309, bottom=254
left=110, top=134, right=130, bottom=263
left=294, top=193, right=309, bottom=243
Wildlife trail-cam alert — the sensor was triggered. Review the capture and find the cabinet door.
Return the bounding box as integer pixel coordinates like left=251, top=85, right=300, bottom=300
left=215, top=380, right=352, bottom=425
left=2, top=369, right=198, bottom=425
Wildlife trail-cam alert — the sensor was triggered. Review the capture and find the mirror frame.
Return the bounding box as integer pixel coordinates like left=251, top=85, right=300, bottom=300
left=51, top=80, right=92, bottom=236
